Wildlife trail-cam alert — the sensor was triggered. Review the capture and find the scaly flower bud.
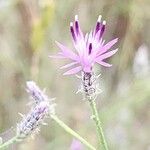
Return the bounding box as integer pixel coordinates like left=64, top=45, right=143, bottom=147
left=26, top=81, right=56, bottom=115
left=26, top=81, right=48, bottom=104
left=16, top=81, right=56, bottom=140
left=16, top=101, right=50, bottom=139
left=81, top=72, right=101, bottom=100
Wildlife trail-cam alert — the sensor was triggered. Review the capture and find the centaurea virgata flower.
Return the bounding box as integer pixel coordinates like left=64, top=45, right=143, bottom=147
left=16, top=101, right=50, bottom=139
left=16, top=81, right=56, bottom=139
left=26, top=81, right=56, bottom=113
left=50, top=15, right=118, bottom=100
left=26, top=81, right=49, bottom=104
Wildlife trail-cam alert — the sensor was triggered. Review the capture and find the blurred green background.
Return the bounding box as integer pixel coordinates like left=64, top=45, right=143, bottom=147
left=0, top=0, right=150, bottom=149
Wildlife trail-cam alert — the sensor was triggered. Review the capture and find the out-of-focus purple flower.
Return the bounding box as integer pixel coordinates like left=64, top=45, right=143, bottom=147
left=70, top=139, right=84, bottom=150
left=17, top=101, right=50, bottom=139
left=26, top=81, right=56, bottom=114
left=26, top=81, right=49, bottom=104
left=16, top=81, right=56, bottom=140
left=50, top=15, right=118, bottom=75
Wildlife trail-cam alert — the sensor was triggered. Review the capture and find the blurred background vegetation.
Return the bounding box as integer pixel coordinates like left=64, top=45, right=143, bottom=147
left=0, top=0, right=150, bottom=149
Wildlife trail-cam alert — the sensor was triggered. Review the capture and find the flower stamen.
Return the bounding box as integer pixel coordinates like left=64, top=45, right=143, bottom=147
left=95, top=15, right=102, bottom=34
left=100, top=20, right=106, bottom=38
left=89, top=43, right=92, bottom=55
left=70, top=22, right=76, bottom=42
left=75, top=15, right=79, bottom=35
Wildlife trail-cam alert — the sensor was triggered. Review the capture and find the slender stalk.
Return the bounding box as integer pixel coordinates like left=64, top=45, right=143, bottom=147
left=89, top=100, right=108, bottom=150
left=0, top=136, right=17, bottom=150
left=51, top=114, right=96, bottom=150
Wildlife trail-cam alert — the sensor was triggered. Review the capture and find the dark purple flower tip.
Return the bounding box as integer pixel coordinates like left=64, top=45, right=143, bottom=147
left=70, top=22, right=76, bottom=42
left=100, top=20, right=106, bottom=38
left=95, top=15, right=102, bottom=34
left=75, top=15, right=79, bottom=35
left=89, top=43, right=92, bottom=54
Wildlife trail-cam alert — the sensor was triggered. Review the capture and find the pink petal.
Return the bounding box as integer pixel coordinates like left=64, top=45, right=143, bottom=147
left=63, top=66, right=82, bottom=75
left=97, top=49, right=118, bottom=60
left=60, top=62, right=78, bottom=69
left=96, top=60, right=112, bottom=67
left=97, top=38, right=118, bottom=55
left=55, top=41, right=79, bottom=61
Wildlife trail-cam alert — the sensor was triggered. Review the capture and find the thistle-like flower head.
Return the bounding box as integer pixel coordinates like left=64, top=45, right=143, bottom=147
left=17, top=101, right=50, bottom=139
left=16, top=81, right=56, bottom=139
left=26, top=81, right=49, bottom=104
left=50, top=15, right=118, bottom=75
left=26, top=81, right=56, bottom=114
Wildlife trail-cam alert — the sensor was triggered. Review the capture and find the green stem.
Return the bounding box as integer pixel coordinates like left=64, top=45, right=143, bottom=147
left=0, top=136, right=17, bottom=150
left=89, top=100, right=108, bottom=150
left=51, top=115, right=96, bottom=150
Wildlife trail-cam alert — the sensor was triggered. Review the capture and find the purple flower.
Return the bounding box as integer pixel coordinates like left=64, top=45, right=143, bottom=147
left=26, top=81, right=49, bottom=104
left=17, top=101, right=50, bottom=139
left=50, top=15, right=118, bottom=75
left=70, top=139, right=84, bottom=150
left=16, top=81, right=56, bottom=140
left=26, top=81, right=56, bottom=115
